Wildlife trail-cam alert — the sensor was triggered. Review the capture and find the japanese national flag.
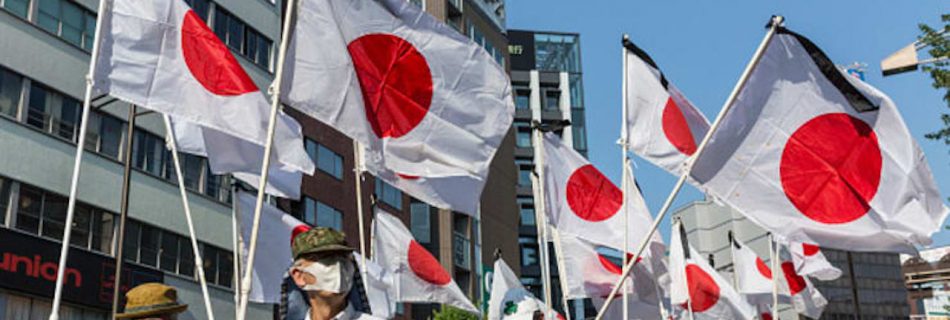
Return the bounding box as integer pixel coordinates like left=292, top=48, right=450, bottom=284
left=172, top=112, right=315, bottom=199
left=730, top=238, right=786, bottom=306
left=670, top=221, right=754, bottom=319
left=372, top=210, right=479, bottom=314
left=690, top=27, right=949, bottom=253
left=93, top=0, right=287, bottom=155
left=788, top=242, right=842, bottom=281
left=542, top=133, right=656, bottom=252
left=778, top=259, right=827, bottom=319
left=281, top=0, right=514, bottom=179
left=559, top=233, right=664, bottom=320
left=362, top=147, right=484, bottom=217
left=236, top=191, right=310, bottom=304
left=623, top=38, right=710, bottom=175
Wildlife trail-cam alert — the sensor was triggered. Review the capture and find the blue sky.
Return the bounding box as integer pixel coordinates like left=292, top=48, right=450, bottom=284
left=507, top=1, right=950, bottom=248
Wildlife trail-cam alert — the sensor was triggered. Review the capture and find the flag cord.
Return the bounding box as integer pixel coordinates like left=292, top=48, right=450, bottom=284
left=163, top=115, right=218, bottom=320
left=109, top=104, right=137, bottom=317
left=353, top=140, right=369, bottom=281
left=237, top=0, right=298, bottom=317
left=49, top=0, right=111, bottom=318
left=592, top=15, right=785, bottom=320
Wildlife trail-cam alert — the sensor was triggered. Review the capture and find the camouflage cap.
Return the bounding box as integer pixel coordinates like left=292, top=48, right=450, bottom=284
left=292, top=227, right=355, bottom=259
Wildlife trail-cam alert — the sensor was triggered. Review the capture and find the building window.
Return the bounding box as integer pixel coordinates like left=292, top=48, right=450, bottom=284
left=514, top=89, right=530, bottom=110
left=2, top=0, right=30, bottom=18
left=26, top=82, right=82, bottom=142
left=84, top=112, right=125, bottom=160
left=306, top=139, right=344, bottom=179
left=300, top=197, right=343, bottom=231
left=544, top=90, right=560, bottom=110
left=132, top=129, right=166, bottom=176
left=375, top=180, right=402, bottom=209
left=12, top=184, right=114, bottom=253
left=521, top=244, right=538, bottom=268
left=165, top=151, right=206, bottom=191
left=0, top=67, right=23, bottom=118
left=410, top=200, right=430, bottom=243
left=517, top=196, right=535, bottom=227
left=515, top=158, right=533, bottom=187
left=138, top=223, right=160, bottom=267
left=213, top=6, right=272, bottom=71
left=201, top=244, right=233, bottom=288
left=36, top=0, right=97, bottom=51
left=183, top=0, right=210, bottom=22
left=515, top=121, right=532, bottom=148
left=0, top=178, right=9, bottom=225
left=159, top=232, right=182, bottom=273
left=408, top=0, right=423, bottom=9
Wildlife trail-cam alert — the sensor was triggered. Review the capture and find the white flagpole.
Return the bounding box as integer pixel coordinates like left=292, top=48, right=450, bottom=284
left=531, top=128, right=553, bottom=308
left=237, top=0, right=297, bottom=317
left=593, top=16, right=785, bottom=320
left=549, top=229, right=572, bottom=320
left=162, top=115, right=217, bottom=320
left=769, top=234, right=780, bottom=316
left=231, top=184, right=243, bottom=320
left=353, top=141, right=368, bottom=278
left=620, top=34, right=631, bottom=320
left=49, top=0, right=110, bottom=318
left=675, top=221, right=696, bottom=320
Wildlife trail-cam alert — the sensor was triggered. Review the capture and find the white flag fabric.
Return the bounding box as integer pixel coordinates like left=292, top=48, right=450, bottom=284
left=542, top=133, right=655, bottom=252
left=94, top=0, right=285, bottom=154
left=281, top=0, right=514, bottom=179
left=372, top=210, right=479, bottom=313
left=730, top=238, right=786, bottom=306
left=487, top=258, right=559, bottom=320
left=559, top=233, right=663, bottom=320
left=690, top=27, right=949, bottom=253
left=778, top=260, right=827, bottom=319
left=788, top=242, right=842, bottom=281
left=624, top=38, right=710, bottom=175
left=670, top=222, right=754, bottom=319
left=236, top=191, right=309, bottom=303
left=172, top=113, right=314, bottom=199
left=363, top=148, right=483, bottom=217
left=353, top=252, right=396, bottom=319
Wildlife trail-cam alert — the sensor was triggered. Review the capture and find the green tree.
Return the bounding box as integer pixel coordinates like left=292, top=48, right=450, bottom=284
left=921, top=14, right=950, bottom=145
left=431, top=305, right=481, bottom=320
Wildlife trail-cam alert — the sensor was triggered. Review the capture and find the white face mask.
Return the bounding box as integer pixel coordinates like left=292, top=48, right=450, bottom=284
left=297, top=257, right=355, bottom=294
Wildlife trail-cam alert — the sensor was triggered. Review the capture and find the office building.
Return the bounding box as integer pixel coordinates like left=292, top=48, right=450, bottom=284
left=673, top=200, right=911, bottom=319
left=0, top=0, right=516, bottom=319
left=507, top=29, right=588, bottom=318
left=903, top=246, right=950, bottom=319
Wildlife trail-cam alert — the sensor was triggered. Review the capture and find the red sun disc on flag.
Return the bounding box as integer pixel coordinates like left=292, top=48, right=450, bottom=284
left=761, top=313, right=773, bottom=320
left=755, top=257, right=772, bottom=280
left=781, top=262, right=806, bottom=295
left=180, top=10, right=258, bottom=96
left=661, top=97, right=698, bottom=156
left=348, top=33, right=433, bottom=139
left=407, top=240, right=451, bottom=286
left=684, top=264, right=720, bottom=312
left=566, top=165, right=623, bottom=222
left=802, top=243, right=820, bottom=256
left=779, top=113, right=882, bottom=224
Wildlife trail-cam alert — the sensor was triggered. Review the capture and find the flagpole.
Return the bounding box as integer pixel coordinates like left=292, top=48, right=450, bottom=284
left=769, top=234, right=779, bottom=316
left=353, top=141, right=369, bottom=278
left=162, top=115, right=217, bottom=320
left=620, top=33, right=631, bottom=320
left=549, top=229, right=573, bottom=320
left=49, top=0, right=111, bottom=317
left=530, top=127, right=553, bottom=309
left=675, top=220, right=696, bottom=320
left=592, top=15, right=785, bottom=320
left=231, top=183, right=243, bottom=320
left=109, top=104, right=137, bottom=317
left=237, top=0, right=298, bottom=317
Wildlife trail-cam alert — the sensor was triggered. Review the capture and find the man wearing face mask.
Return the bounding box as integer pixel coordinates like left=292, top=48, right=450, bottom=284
left=289, top=227, right=380, bottom=320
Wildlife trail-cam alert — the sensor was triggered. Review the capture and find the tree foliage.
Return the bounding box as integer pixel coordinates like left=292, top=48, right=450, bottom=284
left=921, top=14, right=950, bottom=146
left=431, top=305, right=481, bottom=320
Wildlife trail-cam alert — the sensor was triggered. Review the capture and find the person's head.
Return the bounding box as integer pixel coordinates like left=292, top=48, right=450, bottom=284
left=289, top=227, right=357, bottom=301
left=115, top=283, right=188, bottom=320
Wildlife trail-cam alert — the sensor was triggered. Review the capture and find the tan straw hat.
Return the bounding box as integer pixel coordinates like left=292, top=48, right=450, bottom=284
left=115, top=283, right=188, bottom=319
